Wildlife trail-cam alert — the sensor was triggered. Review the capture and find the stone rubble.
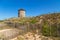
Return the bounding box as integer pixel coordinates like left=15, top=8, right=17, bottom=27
left=11, top=32, right=54, bottom=40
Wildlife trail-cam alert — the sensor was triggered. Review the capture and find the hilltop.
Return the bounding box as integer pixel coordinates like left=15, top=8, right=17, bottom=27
left=3, top=13, right=60, bottom=26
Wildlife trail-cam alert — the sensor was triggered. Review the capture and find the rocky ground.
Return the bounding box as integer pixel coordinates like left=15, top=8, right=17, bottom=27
left=10, top=32, right=54, bottom=40
left=0, top=23, right=59, bottom=40
left=0, top=28, right=54, bottom=40
left=21, top=32, right=54, bottom=40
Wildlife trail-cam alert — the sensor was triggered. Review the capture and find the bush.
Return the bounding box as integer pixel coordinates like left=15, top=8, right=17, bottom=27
left=42, top=22, right=59, bottom=37
left=42, top=24, right=50, bottom=36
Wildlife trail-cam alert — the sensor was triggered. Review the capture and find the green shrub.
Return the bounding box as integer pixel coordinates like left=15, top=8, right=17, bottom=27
left=30, top=19, right=37, bottom=24
left=42, top=24, right=50, bottom=36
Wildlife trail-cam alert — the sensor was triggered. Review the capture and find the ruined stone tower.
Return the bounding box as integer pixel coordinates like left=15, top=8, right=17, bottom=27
left=18, top=9, right=25, bottom=18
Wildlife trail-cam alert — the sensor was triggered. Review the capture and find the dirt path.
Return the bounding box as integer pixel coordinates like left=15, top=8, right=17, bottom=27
left=0, top=24, right=6, bottom=27
left=0, top=29, right=20, bottom=40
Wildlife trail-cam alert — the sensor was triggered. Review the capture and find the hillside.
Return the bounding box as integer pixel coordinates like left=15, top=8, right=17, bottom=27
left=4, top=13, right=60, bottom=24
left=3, top=13, right=60, bottom=35
left=0, top=13, right=60, bottom=40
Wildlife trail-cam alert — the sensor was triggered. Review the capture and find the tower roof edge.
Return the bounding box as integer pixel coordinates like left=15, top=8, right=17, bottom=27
left=18, top=9, right=25, bottom=11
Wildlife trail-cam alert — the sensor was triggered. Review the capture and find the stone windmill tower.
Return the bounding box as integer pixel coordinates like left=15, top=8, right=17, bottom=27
left=18, top=9, right=25, bottom=18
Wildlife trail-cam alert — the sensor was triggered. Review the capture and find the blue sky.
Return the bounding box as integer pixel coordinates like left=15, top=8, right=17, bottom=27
left=0, top=0, right=60, bottom=20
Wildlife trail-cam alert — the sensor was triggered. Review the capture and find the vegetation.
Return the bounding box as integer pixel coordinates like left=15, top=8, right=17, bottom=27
left=1, top=13, right=60, bottom=39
